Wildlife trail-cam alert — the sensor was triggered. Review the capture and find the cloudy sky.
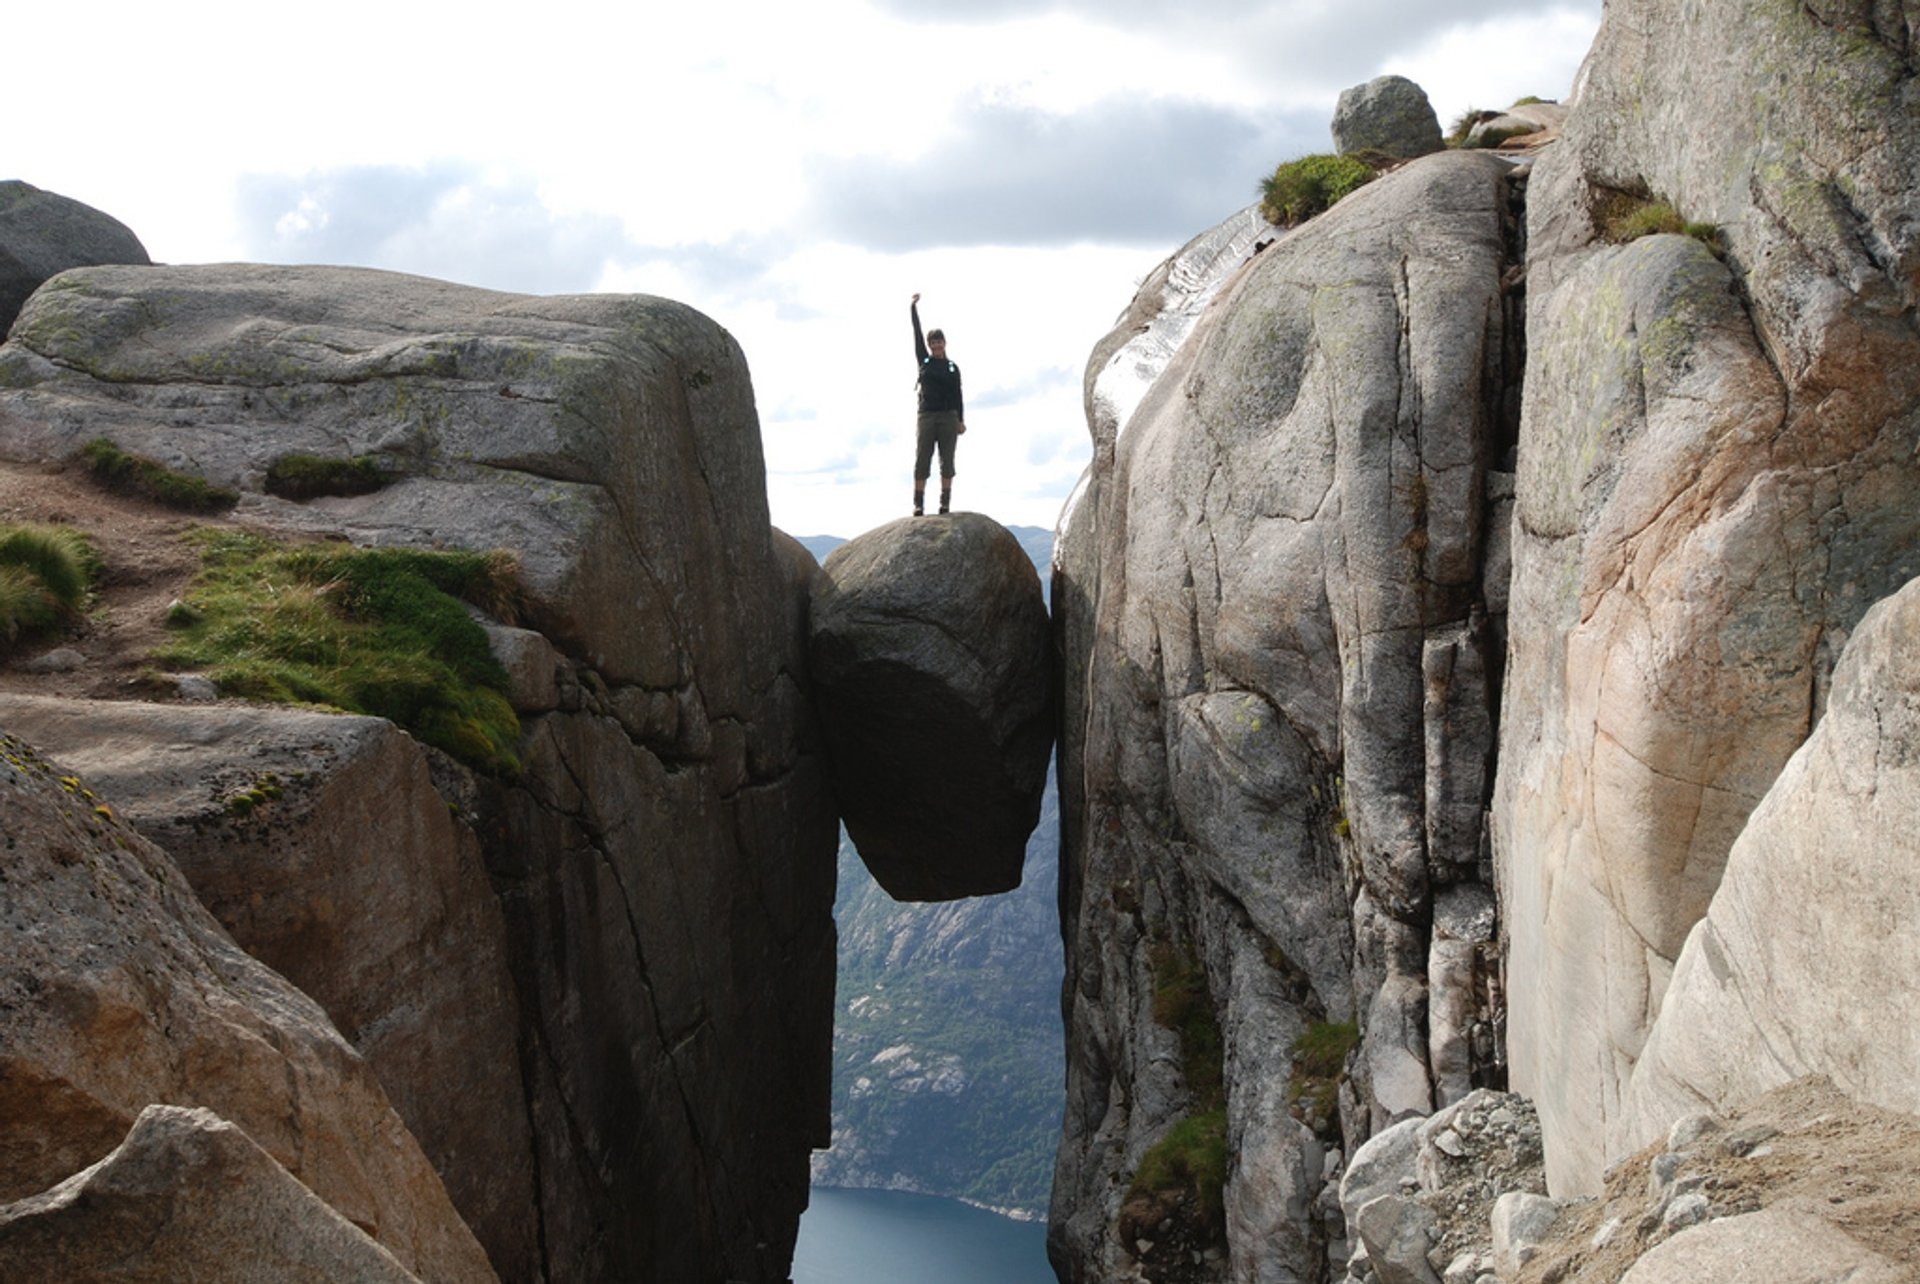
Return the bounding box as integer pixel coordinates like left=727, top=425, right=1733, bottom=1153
left=12, top=0, right=1600, bottom=539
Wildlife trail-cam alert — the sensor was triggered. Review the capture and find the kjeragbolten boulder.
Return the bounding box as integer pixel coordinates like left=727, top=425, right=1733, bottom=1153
left=809, top=513, right=1052, bottom=901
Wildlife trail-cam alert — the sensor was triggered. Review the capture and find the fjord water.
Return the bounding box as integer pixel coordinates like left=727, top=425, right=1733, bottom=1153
left=791, top=1186, right=1053, bottom=1283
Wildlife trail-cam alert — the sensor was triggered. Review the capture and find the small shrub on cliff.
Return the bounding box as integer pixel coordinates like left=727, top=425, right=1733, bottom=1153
left=158, top=530, right=524, bottom=773
left=1595, top=191, right=1728, bottom=258
left=81, top=438, right=238, bottom=512
left=1259, top=153, right=1377, bottom=226
left=0, top=524, right=96, bottom=646
left=1289, top=1019, right=1360, bottom=1131
left=1446, top=107, right=1494, bottom=147
left=1126, top=945, right=1231, bottom=1251
left=264, top=453, right=395, bottom=501
left=1121, top=1107, right=1229, bottom=1242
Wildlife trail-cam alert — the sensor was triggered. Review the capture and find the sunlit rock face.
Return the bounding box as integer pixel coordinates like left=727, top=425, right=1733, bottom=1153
left=0, top=262, right=839, bottom=1281
left=809, top=512, right=1053, bottom=901
left=1629, top=577, right=1920, bottom=1142
left=1493, top=0, right=1920, bottom=1195
left=0, top=696, right=539, bottom=1282
left=1052, top=149, right=1522, bottom=1284
left=0, top=1105, right=429, bottom=1284
left=0, top=732, right=499, bottom=1284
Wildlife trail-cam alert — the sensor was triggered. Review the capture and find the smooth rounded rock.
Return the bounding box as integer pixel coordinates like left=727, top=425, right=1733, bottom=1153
left=0, top=180, right=149, bottom=337
left=809, top=512, right=1052, bottom=901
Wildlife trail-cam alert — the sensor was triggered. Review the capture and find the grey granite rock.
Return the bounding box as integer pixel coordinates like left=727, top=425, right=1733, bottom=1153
left=0, top=181, right=149, bottom=337
left=1331, top=76, right=1444, bottom=159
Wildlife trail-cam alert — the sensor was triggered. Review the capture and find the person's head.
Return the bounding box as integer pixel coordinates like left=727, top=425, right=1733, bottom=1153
left=927, top=328, right=946, bottom=357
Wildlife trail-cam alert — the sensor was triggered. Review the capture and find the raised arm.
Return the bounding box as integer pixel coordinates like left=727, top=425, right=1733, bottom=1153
left=911, top=293, right=928, bottom=363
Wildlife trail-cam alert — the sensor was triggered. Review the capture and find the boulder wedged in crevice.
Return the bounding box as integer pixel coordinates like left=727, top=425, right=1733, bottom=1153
left=809, top=512, right=1053, bottom=902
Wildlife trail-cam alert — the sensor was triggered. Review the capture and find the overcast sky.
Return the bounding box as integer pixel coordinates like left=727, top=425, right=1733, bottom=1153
left=11, top=0, right=1600, bottom=539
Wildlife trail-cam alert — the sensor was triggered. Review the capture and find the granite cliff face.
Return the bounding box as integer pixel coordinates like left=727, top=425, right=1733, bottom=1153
left=1054, top=147, right=1522, bottom=1283
left=0, top=262, right=838, bottom=1281
left=1495, top=0, right=1920, bottom=1194
left=1054, top=0, right=1920, bottom=1274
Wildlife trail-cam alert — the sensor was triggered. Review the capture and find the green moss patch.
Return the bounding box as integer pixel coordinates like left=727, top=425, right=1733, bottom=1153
left=1126, top=944, right=1232, bottom=1250
left=158, top=530, right=524, bottom=773
left=0, top=524, right=97, bottom=646
left=1594, top=190, right=1724, bottom=255
left=81, top=438, right=238, bottom=512
left=265, top=453, right=395, bottom=501
left=1289, top=1019, right=1360, bottom=1130
left=1259, top=153, right=1377, bottom=226
left=1122, top=1107, right=1229, bottom=1239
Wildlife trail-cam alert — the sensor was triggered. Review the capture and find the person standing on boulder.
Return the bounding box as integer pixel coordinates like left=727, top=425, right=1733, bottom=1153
left=910, top=292, right=964, bottom=516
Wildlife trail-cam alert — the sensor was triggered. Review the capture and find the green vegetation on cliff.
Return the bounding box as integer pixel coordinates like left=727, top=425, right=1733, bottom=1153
left=1125, top=943, right=1230, bottom=1240
left=81, top=438, right=238, bottom=512
left=264, top=452, right=396, bottom=501
left=1258, top=153, right=1377, bottom=226
left=158, top=530, right=523, bottom=773
left=0, top=524, right=96, bottom=646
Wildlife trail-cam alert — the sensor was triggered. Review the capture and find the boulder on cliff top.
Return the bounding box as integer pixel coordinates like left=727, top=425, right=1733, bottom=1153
left=0, top=181, right=149, bottom=338
left=1331, top=75, right=1443, bottom=159
left=808, top=512, right=1052, bottom=901
left=0, top=729, right=497, bottom=1282
left=0, top=1105, right=425, bottom=1284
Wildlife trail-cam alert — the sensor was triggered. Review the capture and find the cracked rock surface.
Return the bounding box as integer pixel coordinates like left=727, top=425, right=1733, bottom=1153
left=1494, top=0, right=1920, bottom=1195
left=1052, top=149, right=1522, bottom=1284
left=0, top=263, right=839, bottom=1281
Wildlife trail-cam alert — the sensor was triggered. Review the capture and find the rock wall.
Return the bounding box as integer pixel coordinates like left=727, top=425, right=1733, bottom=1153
left=1628, top=576, right=1920, bottom=1134
left=0, top=731, right=497, bottom=1282
left=1052, top=149, right=1523, bottom=1283
left=0, top=696, right=539, bottom=1281
left=0, top=264, right=838, bottom=1281
left=1493, top=0, right=1920, bottom=1193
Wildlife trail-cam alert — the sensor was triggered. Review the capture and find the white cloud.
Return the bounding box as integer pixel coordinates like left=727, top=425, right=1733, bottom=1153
left=6, top=0, right=1604, bottom=542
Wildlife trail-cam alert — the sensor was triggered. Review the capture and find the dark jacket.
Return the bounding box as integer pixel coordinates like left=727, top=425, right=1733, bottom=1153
left=912, top=302, right=964, bottom=417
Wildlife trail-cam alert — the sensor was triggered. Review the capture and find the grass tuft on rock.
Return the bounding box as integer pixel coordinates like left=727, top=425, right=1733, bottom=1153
left=1446, top=108, right=1493, bottom=147
left=1123, top=1108, right=1229, bottom=1237
left=1594, top=191, right=1728, bottom=258
left=265, top=453, right=395, bottom=501
left=81, top=438, right=238, bottom=512
left=1259, top=153, right=1377, bottom=226
left=158, top=530, right=524, bottom=773
left=0, top=524, right=97, bottom=645
left=1289, top=1019, right=1360, bottom=1130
